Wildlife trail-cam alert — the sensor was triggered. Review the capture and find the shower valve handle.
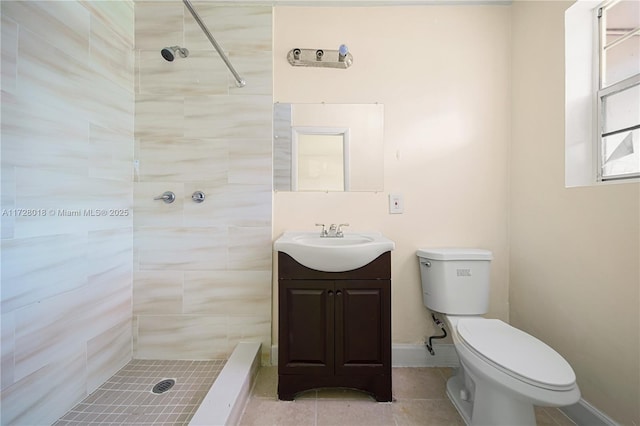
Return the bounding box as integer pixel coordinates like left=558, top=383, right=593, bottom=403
left=154, top=191, right=176, bottom=204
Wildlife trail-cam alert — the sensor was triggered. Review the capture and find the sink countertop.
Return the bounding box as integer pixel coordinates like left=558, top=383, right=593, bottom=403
left=274, top=231, right=395, bottom=272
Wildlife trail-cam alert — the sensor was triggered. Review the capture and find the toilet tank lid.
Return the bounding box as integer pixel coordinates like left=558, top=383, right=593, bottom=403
left=416, top=248, right=493, bottom=261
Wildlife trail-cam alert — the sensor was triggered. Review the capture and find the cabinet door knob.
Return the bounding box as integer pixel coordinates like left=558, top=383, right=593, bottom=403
left=328, top=290, right=334, bottom=296
left=336, top=290, right=342, bottom=296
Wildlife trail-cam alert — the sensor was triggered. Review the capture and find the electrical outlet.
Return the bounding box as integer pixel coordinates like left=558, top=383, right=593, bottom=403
left=389, top=193, right=403, bottom=214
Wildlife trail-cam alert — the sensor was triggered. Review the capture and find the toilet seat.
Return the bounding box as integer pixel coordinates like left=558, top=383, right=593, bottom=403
left=456, top=318, right=577, bottom=391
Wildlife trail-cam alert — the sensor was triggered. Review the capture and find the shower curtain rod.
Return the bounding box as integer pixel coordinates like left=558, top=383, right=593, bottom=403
left=183, top=0, right=246, bottom=88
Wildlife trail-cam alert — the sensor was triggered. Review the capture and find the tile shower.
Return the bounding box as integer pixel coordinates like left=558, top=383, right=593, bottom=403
left=0, top=1, right=273, bottom=424
left=132, top=1, right=272, bottom=362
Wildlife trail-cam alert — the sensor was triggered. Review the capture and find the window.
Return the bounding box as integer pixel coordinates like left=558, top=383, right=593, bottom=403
left=596, top=0, right=640, bottom=181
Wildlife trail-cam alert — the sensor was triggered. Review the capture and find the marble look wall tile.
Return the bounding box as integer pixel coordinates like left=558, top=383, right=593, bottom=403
left=86, top=318, right=132, bottom=394
left=1, top=1, right=90, bottom=64
left=1, top=15, right=18, bottom=93
left=87, top=74, right=135, bottom=136
left=273, top=102, right=292, bottom=190
left=13, top=168, right=133, bottom=238
left=183, top=270, right=271, bottom=316
left=1, top=160, right=16, bottom=239
left=139, top=49, right=229, bottom=96
left=135, top=94, right=185, bottom=138
left=182, top=183, right=271, bottom=228
left=184, top=5, right=272, bottom=52
left=133, top=271, right=183, bottom=315
left=1, top=233, right=88, bottom=313
left=227, top=315, right=271, bottom=351
left=229, top=226, right=272, bottom=270
left=228, top=139, right=272, bottom=184
left=228, top=51, right=273, bottom=96
left=134, top=1, right=184, bottom=50
left=133, top=4, right=272, bottom=361
left=14, top=278, right=131, bottom=382
left=80, top=0, right=134, bottom=48
left=90, top=123, right=134, bottom=182
left=88, top=228, right=134, bottom=288
left=1, top=0, right=135, bottom=420
left=2, top=93, right=90, bottom=176
left=137, top=138, right=228, bottom=183
left=184, top=94, right=272, bottom=139
left=136, top=315, right=231, bottom=359
left=224, top=185, right=272, bottom=227
left=1, top=312, right=15, bottom=390
left=0, top=351, right=86, bottom=426
left=136, top=226, right=228, bottom=270
left=134, top=182, right=185, bottom=227
left=90, top=15, right=135, bottom=92
left=182, top=181, right=226, bottom=227
left=17, top=24, right=93, bottom=109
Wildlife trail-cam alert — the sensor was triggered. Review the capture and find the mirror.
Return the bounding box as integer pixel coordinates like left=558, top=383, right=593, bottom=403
left=274, top=103, right=384, bottom=192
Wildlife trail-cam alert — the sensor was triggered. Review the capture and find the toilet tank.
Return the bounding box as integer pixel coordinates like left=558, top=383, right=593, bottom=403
left=416, top=248, right=493, bottom=315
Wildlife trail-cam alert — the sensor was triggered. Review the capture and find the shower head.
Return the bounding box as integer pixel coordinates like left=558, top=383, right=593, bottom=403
left=161, top=46, right=189, bottom=62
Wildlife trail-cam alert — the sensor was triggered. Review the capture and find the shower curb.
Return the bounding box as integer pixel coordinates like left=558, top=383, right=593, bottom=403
left=189, top=342, right=261, bottom=426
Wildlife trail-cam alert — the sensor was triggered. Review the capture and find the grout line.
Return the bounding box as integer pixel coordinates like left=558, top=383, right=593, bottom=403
left=54, top=360, right=225, bottom=425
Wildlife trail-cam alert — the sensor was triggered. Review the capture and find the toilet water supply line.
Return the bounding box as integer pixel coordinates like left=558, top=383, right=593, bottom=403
left=182, top=0, right=246, bottom=88
left=425, top=313, right=447, bottom=356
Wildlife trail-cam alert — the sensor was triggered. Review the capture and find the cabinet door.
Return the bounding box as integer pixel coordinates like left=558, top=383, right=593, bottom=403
left=334, top=280, right=391, bottom=376
left=279, top=280, right=334, bottom=375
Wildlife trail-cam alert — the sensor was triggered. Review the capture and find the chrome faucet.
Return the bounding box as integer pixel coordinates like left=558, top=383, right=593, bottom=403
left=336, top=223, right=349, bottom=237
left=316, top=223, right=349, bottom=237
left=315, top=223, right=328, bottom=237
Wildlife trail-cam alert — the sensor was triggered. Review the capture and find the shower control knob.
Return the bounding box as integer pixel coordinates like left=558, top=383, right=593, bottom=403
left=154, top=191, right=176, bottom=204
left=192, top=191, right=205, bottom=203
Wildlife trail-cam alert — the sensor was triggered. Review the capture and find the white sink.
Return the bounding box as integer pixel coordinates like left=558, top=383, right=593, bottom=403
left=274, top=231, right=395, bottom=272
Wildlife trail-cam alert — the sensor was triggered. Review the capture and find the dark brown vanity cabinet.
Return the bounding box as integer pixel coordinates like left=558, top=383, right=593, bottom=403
left=277, top=251, right=392, bottom=402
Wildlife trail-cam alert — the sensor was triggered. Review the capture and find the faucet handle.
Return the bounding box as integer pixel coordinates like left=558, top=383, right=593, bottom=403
left=337, top=223, right=349, bottom=237
left=315, top=223, right=327, bottom=236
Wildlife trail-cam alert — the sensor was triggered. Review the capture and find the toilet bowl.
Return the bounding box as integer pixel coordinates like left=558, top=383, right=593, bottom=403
left=417, top=248, right=580, bottom=425
left=443, top=315, right=580, bottom=425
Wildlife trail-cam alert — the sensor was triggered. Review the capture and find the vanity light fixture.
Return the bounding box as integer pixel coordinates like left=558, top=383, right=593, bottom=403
left=287, top=44, right=353, bottom=69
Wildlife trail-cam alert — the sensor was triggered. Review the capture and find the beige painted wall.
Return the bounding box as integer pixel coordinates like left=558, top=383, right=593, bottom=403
left=1, top=2, right=134, bottom=424
left=273, top=5, right=511, bottom=344
left=510, top=2, right=639, bottom=424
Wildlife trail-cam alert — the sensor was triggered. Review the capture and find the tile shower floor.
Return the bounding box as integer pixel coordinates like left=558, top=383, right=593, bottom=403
left=238, top=367, right=577, bottom=426
left=54, top=359, right=225, bottom=426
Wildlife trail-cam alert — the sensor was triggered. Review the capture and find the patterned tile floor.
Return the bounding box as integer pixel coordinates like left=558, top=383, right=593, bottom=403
left=238, top=367, right=577, bottom=426
left=54, top=359, right=225, bottom=426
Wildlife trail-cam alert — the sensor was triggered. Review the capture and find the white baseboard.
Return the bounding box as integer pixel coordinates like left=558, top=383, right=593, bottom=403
left=270, top=343, right=459, bottom=367
left=392, top=343, right=459, bottom=367
left=560, top=398, right=619, bottom=426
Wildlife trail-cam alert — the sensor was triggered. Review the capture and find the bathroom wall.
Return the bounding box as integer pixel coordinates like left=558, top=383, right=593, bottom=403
left=510, top=2, right=639, bottom=424
left=0, top=2, right=135, bottom=424
left=273, top=6, right=511, bottom=344
left=133, top=2, right=273, bottom=362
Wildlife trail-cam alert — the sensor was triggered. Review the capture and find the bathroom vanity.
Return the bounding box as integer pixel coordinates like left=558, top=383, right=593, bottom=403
left=277, top=251, right=392, bottom=401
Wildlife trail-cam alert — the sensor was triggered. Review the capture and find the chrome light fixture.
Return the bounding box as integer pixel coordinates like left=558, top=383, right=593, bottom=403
left=287, top=44, right=353, bottom=69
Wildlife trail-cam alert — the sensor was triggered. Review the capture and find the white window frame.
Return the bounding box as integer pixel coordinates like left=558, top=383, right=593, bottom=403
left=565, top=0, right=639, bottom=187
left=595, top=0, right=640, bottom=181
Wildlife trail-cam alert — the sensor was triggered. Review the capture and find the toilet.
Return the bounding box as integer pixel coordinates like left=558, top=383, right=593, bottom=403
left=416, top=248, right=580, bottom=426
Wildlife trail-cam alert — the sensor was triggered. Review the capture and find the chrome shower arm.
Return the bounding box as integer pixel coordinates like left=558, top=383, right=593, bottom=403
left=182, top=0, right=246, bottom=88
